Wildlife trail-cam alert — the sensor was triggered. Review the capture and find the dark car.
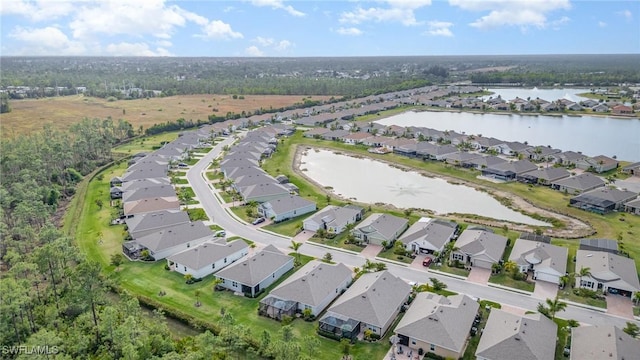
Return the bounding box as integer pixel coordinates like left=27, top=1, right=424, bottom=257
left=422, top=258, right=433, bottom=267
left=252, top=217, right=266, bottom=225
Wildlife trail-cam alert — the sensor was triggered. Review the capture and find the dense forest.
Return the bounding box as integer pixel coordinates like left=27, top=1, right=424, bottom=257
left=2, top=55, right=638, bottom=102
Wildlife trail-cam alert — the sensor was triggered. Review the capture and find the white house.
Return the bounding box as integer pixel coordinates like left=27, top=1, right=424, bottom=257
left=302, top=205, right=363, bottom=233
left=215, top=245, right=294, bottom=298
left=258, top=195, right=317, bottom=222
left=167, top=239, right=249, bottom=279
left=509, top=239, right=567, bottom=284
left=575, top=250, right=640, bottom=298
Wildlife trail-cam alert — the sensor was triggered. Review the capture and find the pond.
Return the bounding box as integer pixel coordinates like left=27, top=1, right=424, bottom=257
left=301, top=149, right=549, bottom=226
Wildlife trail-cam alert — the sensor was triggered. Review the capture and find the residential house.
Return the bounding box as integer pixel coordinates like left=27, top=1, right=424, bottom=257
left=580, top=99, right=599, bottom=107
left=417, top=144, right=459, bottom=161
left=259, top=261, right=352, bottom=320
left=579, top=238, right=618, bottom=254
left=239, top=182, right=291, bottom=203
left=121, top=166, right=168, bottom=182
left=167, top=239, right=249, bottom=279
left=625, top=198, right=640, bottom=215
left=441, top=152, right=483, bottom=167
left=621, top=162, right=640, bottom=177
left=120, top=177, right=171, bottom=192
left=551, top=151, right=587, bottom=166
left=467, top=156, right=508, bottom=171
left=508, top=239, right=567, bottom=284
left=494, top=141, right=532, bottom=157
left=475, top=310, right=556, bottom=360
left=318, top=270, right=410, bottom=340
left=569, top=188, right=638, bottom=214
left=591, top=103, right=609, bottom=113
left=550, top=173, right=606, bottom=194
left=342, top=132, right=373, bottom=145
left=125, top=210, right=191, bottom=239
left=302, top=205, right=363, bottom=233
left=575, top=250, right=640, bottom=298
left=481, top=160, right=538, bottom=181
left=123, top=196, right=181, bottom=216
left=304, top=127, right=331, bottom=138
left=525, top=146, right=562, bottom=162
left=517, top=167, right=570, bottom=185
left=394, top=294, right=479, bottom=359
left=258, top=195, right=317, bottom=222
left=570, top=325, right=640, bottom=360
left=322, top=129, right=350, bottom=141
left=450, top=229, right=508, bottom=269
left=123, top=221, right=213, bottom=260
left=215, top=245, right=295, bottom=298
left=612, top=105, right=634, bottom=115
left=398, top=218, right=458, bottom=254
left=122, top=185, right=176, bottom=203
left=576, top=155, right=619, bottom=173
left=352, top=213, right=409, bottom=246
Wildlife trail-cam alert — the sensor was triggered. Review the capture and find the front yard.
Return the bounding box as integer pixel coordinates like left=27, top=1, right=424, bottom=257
left=557, top=287, right=607, bottom=309
left=262, top=216, right=305, bottom=237
left=430, top=262, right=470, bottom=278
left=307, top=232, right=365, bottom=253
left=489, top=273, right=536, bottom=293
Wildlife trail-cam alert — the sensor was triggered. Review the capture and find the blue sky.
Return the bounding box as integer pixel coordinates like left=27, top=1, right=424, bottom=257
left=1, top=0, right=638, bottom=56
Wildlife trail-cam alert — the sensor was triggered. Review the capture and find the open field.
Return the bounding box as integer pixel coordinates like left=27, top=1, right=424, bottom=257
left=1, top=94, right=332, bottom=136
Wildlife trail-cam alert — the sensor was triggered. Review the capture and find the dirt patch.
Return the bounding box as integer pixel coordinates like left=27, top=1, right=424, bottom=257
left=291, top=145, right=594, bottom=238
left=2, top=94, right=333, bottom=137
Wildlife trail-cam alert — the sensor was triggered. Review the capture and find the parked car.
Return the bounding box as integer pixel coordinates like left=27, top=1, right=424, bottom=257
left=214, top=230, right=226, bottom=237
left=252, top=217, right=266, bottom=225
left=422, top=258, right=433, bottom=267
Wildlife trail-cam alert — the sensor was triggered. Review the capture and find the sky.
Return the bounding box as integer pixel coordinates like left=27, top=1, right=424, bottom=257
left=1, top=0, right=638, bottom=57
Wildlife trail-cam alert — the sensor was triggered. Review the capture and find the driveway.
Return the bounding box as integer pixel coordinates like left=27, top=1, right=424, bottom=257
left=291, top=230, right=314, bottom=244
left=532, top=280, right=558, bottom=300
left=410, top=254, right=430, bottom=270
left=361, top=244, right=383, bottom=258
left=606, top=295, right=635, bottom=319
left=467, top=267, right=491, bottom=285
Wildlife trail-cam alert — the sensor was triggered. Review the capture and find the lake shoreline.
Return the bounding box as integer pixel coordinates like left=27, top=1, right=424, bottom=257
left=292, top=144, right=594, bottom=238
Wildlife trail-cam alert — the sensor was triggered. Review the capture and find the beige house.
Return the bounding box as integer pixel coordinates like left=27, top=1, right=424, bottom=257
left=394, top=293, right=479, bottom=359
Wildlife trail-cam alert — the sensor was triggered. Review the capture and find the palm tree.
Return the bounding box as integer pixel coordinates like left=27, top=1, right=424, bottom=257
left=194, top=289, right=201, bottom=307
left=290, top=240, right=302, bottom=263
left=538, top=296, right=567, bottom=320
left=212, top=278, right=224, bottom=292
left=567, top=319, right=580, bottom=328
left=633, top=291, right=640, bottom=306
left=578, top=267, right=591, bottom=287
left=503, top=260, right=519, bottom=275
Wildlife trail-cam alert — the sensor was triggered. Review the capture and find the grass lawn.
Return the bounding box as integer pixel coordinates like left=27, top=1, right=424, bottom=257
left=307, top=232, right=365, bottom=253
left=430, top=262, right=470, bottom=278
left=170, top=171, right=187, bottom=177
left=376, top=247, right=414, bottom=264
left=112, top=131, right=181, bottom=155
left=230, top=205, right=255, bottom=223
left=554, top=318, right=571, bottom=360
left=186, top=208, right=209, bottom=222
left=206, top=171, right=218, bottom=180
left=209, top=224, right=224, bottom=231
left=557, top=288, right=607, bottom=309
left=172, top=178, right=189, bottom=185
left=262, top=216, right=305, bottom=237
left=461, top=303, right=490, bottom=360
left=634, top=306, right=639, bottom=317
left=489, top=273, right=535, bottom=293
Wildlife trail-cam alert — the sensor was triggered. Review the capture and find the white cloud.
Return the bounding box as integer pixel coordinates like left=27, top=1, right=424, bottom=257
left=449, top=0, right=571, bottom=30
left=8, top=26, right=86, bottom=55
left=339, top=0, right=431, bottom=26
left=156, top=40, right=173, bottom=47
left=549, top=16, right=570, bottom=29
left=0, top=0, right=75, bottom=22
left=425, top=21, right=454, bottom=37
left=275, top=40, right=292, bottom=50
left=254, top=36, right=275, bottom=46
left=617, top=9, right=633, bottom=20
left=197, top=20, right=243, bottom=40
left=598, top=21, right=607, bottom=28
left=245, top=45, right=265, bottom=56
left=105, top=42, right=172, bottom=56
left=336, top=27, right=363, bottom=36
left=250, top=0, right=305, bottom=17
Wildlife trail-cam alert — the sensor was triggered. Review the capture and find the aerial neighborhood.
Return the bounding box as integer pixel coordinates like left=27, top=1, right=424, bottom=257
left=108, top=84, right=640, bottom=360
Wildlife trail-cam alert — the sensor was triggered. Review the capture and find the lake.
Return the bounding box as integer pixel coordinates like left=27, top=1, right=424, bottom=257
left=376, top=111, right=640, bottom=162
left=301, top=149, right=549, bottom=226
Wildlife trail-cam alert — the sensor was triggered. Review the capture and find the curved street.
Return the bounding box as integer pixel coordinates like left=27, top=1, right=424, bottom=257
left=187, top=135, right=638, bottom=329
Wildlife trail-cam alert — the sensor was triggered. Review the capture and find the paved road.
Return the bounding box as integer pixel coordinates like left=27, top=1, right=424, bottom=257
left=187, top=136, right=637, bottom=329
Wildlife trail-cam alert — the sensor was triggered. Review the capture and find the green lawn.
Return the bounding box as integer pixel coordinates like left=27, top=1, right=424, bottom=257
left=186, top=208, right=209, bottom=222
left=112, top=131, right=181, bottom=155
left=206, top=171, right=218, bottom=180
left=172, top=177, right=189, bottom=185
left=554, top=318, right=571, bottom=360
left=209, top=224, right=224, bottom=231
left=461, top=303, right=489, bottom=360
left=263, top=217, right=305, bottom=237
left=489, top=273, right=535, bottom=292
left=376, top=247, right=413, bottom=264
left=634, top=306, right=639, bottom=317
left=430, top=262, right=470, bottom=278
left=557, top=288, right=607, bottom=309
left=230, top=205, right=255, bottom=223
left=307, top=232, right=365, bottom=253
left=170, top=171, right=187, bottom=177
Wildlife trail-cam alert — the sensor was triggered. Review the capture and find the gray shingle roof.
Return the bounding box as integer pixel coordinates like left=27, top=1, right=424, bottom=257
left=354, top=213, right=409, bottom=241
left=167, top=239, right=248, bottom=270
left=468, top=156, right=508, bottom=168
left=122, top=185, right=177, bottom=203
left=305, top=205, right=361, bottom=230
left=261, top=195, right=316, bottom=215
left=395, top=293, right=479, bottom=353
left=265, top=260, right=352, bottom=307
left=570, top=325, right=640, bottom=360
left=551, top=173, right=606, bottom=191
left=126, top=210, right=190, bottom=239
left=576, top=250, right=640, bottom=291
left=476, top=310, right=557, bottom=360
left=326, top=270, right=410, bottom=328
left=120, top=177, right=171, bottom=191
left=488, top=160, right=538, bottom=175
left=454, top=229, right=508, bottom=263
left=509, top=239, right=567, bottom=275
left=123, top=196, right=180, bottom=215
left=398, top=218, right=457, bottom=250
left=520, top=167, right=570, bottom=182
left=215, top=245, right=293, bottom=286
left=240, top=182, right=290, bottom=201
left=136, top=221, right=213, bottom=253
left=572, top=188, right=638, bottom=204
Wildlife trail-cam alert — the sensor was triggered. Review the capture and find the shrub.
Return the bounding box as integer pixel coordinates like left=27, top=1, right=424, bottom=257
left=281, top=315, right=293, bottom=325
